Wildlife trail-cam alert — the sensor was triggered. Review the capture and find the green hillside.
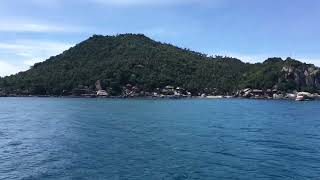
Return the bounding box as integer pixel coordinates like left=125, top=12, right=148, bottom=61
left=0, top=34, right=319, bottom=96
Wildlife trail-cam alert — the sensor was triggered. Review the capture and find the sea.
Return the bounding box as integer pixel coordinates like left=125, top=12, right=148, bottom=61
left=0, top=97, right=320, bottom=180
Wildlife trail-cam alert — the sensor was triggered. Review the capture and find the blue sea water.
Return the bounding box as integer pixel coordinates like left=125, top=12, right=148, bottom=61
left=0, top=98, right=320, bottom=180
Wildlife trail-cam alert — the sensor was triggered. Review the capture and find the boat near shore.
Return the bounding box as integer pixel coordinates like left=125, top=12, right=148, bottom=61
left=295, top=92, right=315, bottom=101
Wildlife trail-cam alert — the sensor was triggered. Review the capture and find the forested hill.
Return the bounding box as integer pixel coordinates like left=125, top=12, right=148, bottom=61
left=0, top=34, right=319, bottom=96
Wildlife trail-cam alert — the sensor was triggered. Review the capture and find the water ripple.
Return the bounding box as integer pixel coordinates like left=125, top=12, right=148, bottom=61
left=0, top=98, right=320, bottom=179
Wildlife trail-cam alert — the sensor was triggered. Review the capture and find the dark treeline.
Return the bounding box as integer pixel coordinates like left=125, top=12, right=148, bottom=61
left=0, top=34, right=319, bottom=96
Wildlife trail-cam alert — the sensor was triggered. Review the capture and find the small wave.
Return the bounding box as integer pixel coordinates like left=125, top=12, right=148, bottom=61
left=7, top=141, right=22, bottom=146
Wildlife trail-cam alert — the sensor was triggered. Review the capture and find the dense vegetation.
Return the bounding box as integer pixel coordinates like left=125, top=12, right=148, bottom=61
left=0, top=34, right=319, bottom=95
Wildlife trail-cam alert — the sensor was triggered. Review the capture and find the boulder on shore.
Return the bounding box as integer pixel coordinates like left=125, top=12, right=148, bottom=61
left=206, top=95, right=224, bottom=99
left=97, top=90, right=108, bottom=96
left=273, top=94, right=284, bottom=99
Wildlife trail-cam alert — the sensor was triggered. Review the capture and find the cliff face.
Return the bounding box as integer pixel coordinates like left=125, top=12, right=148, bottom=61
left=281, top=63, right=320, bottom=91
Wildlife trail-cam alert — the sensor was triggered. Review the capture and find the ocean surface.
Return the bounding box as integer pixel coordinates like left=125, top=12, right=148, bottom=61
left=0, top=98, right=320, bottom=180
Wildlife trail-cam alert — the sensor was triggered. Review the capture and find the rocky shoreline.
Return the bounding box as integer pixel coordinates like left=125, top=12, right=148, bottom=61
left=1, top=81, right=319, bottom=101
left=1, top=90, right=319, bottom=101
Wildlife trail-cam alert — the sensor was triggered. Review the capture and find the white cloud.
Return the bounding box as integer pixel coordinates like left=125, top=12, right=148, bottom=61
left=0, top=40, right=74, bottom=77
left=0, top=40, right=73, bottom=59
left=24, top=0, right=206, bottom=7
left=29, top=0, right=61, bottom=7
left=0, top=23, right=62, bottom=33
left=0, top=61, right=26, bottom=77
left=92, top=0, right=210, bottom=6
left=294, top=58, right=320, bottom=67
left=0, top=41, right=72, bottom=51
left=0, top=18, right=86, bottom=33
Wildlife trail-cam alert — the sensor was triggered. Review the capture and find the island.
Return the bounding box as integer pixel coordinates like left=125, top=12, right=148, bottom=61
left=0, top=34, right=319, bottom=101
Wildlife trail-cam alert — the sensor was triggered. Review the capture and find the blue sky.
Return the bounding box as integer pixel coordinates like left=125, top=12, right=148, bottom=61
left=0, top=0, right=320, bottom=76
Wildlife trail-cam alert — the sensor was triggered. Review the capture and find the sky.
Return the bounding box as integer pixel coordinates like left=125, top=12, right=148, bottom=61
left=0, top=0, right=320, bottom=77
